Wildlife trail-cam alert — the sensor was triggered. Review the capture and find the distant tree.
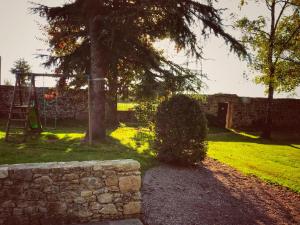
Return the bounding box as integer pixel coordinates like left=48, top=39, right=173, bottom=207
left=10, top=58, right=31, bottom=85
left=33, top=0, right=247, bottom=142
left=3, top=79, right=12, bottom=86
left=236, top=0, right=300, bottom=139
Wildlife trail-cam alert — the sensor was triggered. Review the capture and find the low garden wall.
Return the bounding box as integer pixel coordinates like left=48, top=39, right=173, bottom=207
left=0, top=159, right=142, bottom=225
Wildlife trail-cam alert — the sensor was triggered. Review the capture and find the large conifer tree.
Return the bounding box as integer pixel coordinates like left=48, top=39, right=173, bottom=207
left=34, top=0, right=246, bottom=142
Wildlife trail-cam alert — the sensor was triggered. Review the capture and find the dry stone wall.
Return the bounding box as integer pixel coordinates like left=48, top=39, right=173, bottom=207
left=0, top=85, right=88, bottom=120
left=202, top=94, right=300, bottom=130
left=0, top=159, right=142, bottom=225
left=0, top=85, right=135, bottom=122
left=1, top=85, right=300, bottom=129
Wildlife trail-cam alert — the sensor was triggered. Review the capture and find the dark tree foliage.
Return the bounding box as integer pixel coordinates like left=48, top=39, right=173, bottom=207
left=10, top=58, right=31, bottom=85
left=33, top=0, right=246, bottom=75
left=155, top=94, right=208, bottom=166
left=32, top=0, right=246, bottom=141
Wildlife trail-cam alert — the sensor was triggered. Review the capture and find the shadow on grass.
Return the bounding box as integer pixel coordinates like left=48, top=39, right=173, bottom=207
left=0, top=125, right=158, bottom=172
left=289, top=144, right=300, bottom=150
left=208, top=128, right=300, bottom=146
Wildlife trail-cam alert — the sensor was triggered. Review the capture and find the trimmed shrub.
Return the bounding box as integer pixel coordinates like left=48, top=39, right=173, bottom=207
left=155, top=94, right=207, bottom=166
left=134, top=100, right=158, bottom=129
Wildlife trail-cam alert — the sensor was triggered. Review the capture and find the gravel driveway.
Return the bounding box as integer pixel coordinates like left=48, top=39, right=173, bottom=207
left=142, top=158, right=300, bottom=225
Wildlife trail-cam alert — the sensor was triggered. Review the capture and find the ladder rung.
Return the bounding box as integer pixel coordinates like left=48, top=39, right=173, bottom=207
left=10, top=119, right=27, bottom=122
left=8, top=133, right=24, bottom=138
left=9, top=126, right=26, bottom=129
left=11, top=111, right=26, bottom=114
left=8, top=132, right=24, bottom=135
left=13, top=105, right=31, bottom=108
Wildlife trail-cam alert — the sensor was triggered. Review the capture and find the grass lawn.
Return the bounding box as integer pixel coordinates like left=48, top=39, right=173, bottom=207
left=208, top=129, right=300, bottom=193
left=117, top=102, right=137, bottom=111
left=0, top=119, right=299, bottom=192
left=0, top=121, right=156, bottom=173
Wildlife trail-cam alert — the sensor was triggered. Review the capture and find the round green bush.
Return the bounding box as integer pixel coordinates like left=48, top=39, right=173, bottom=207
left=155, top=94, right=207, bottom=165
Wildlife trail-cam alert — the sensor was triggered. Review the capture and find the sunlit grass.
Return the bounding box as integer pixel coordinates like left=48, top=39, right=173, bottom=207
left=117, top=102, right=137, bottom=111
left=110, top=126, right=155, bottom=155
left=0, top=124, right=157, bottom=172
left=207, top=130, right=300, bottom=193
left=1, top=120, right=299, bottom=192
left=230, top=129, right=260, bottom=139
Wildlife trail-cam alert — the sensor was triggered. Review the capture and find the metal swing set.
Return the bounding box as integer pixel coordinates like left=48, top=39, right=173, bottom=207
left=4, top=72, right=71, bottom=142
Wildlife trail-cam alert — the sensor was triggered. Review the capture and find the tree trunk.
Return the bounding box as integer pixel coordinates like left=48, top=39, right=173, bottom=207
left=262, top=0, right=275, bottom=140
left=88, top=16, right=106, bottom=142
left=262, top=75, right=274, bottom=139
left=106, top=77, right=118, bottom=128
left=107, top=93, right=118, bottom=128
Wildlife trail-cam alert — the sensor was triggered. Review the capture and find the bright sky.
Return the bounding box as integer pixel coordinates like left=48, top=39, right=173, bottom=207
left=0, top=0, right=299, bottom=98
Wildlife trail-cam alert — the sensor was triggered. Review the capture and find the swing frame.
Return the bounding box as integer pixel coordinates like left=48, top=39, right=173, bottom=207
left=34, top=73, right=76, bottom=130
left=5, top=73, right=76, bottom=142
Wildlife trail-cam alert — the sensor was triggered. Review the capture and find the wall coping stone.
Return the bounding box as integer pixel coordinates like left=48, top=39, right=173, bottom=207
left=0, top=159, right=140, bottom=171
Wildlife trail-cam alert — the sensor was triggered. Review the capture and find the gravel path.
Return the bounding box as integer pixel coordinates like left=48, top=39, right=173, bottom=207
left=142, top=158, right=300, bottom=225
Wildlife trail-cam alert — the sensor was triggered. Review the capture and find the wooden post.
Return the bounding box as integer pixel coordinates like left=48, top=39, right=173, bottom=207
left=0, top=56, right=2, bottom=85
left=88, top=75, right=92, bottom=145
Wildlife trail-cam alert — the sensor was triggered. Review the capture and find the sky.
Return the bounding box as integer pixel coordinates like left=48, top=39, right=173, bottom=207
left=0, top=0, right=299, bottom=98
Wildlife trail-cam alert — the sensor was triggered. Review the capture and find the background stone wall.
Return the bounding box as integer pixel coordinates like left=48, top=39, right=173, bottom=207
left=202, top=94, right=300, bottom=130
left=0, top=85, right=135, bottom=123
left=1, top=85, right=300, bottom=130
left=0, top=159, right=142, bottom=225
left=0, top=85, right=87, bottom=120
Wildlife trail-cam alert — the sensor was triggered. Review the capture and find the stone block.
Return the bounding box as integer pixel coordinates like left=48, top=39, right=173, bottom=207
left=105, top=176, right=118, bottom=186
left=93, top=160, right=140, bottom=172
left=100, top=204, right=118, bottom=215
left=13, top=208, right=23, bottom=216
left=109, top=219, right=144, bottom=225
left=81, top=177, right=104, bottom=189
left=44, top=185, right=59, bottom=194
left=97, top=193, right=113, bottom=204
left=77, top=208, right=93, bottom=218
left=74, top=197, right=86, bottom=204
left=123, top=202, right=141, bottom=215
left=12, top=169, right=32, bottom=181
left=63, top=173, right=79, bottom=181
left=81, top=191, right=93, bottom=198
left=24, top=190, right=45, bottom=200
left=119, top=176, right=141, bottom=193
left=47, top=202, right=67, bottom=214
left=115, top=160, right=140, bottom=172
left=90, top=202, right=102, bottom=210
left=34, top=175, right=53, bottom=185
left=1, top=200, right=15, bottom=208
left=0, top=168, right=8, bottom=179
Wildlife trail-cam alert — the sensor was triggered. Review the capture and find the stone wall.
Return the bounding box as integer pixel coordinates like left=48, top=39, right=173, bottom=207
left=1, top=85, right=300, bottom=130
left=0, top=159, right=142, bottom=225
left=202, top=94, right=300, bottom=130
left=0, top=85, right=88, bottom=120
left=0, top=85, right=135, bottom=122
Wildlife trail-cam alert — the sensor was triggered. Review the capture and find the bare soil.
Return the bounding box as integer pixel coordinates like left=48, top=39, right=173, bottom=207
left=142, top=158, right=300, bottom=225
